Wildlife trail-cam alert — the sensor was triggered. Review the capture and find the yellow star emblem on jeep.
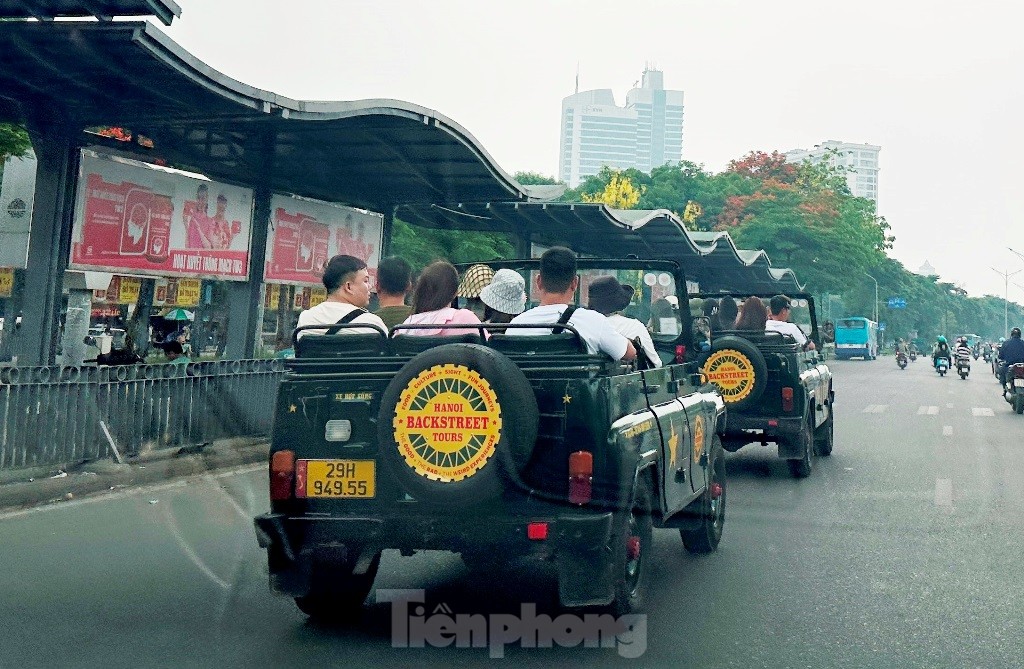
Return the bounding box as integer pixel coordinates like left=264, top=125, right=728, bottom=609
left=667, top=423, right=680, bottom=467
left=393, top=364, right=502, bottom=483
left=702, top=349, right=756, bottom=403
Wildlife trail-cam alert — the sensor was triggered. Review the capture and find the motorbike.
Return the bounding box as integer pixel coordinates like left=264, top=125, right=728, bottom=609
left=956, top=354, right=971, bottom=380
left=909, top=350, right=917, bottom=362
left=935, top=356, right=950, bottom=376
left=896, top=351, right=908, bottom=369
left=1002, top=363, right=1024, bottom=414
left=983, top=348, right=992, bottom=363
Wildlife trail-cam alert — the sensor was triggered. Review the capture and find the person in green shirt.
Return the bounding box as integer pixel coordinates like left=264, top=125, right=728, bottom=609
left=374, top=256, right=414, bottom=331
left=163, top=340, right=191, bottom=365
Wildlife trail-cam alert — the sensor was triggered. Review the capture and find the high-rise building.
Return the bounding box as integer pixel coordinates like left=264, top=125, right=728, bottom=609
left=559, top=68, right=684, bottom=188
left=784, top=140, right=881, bottom=207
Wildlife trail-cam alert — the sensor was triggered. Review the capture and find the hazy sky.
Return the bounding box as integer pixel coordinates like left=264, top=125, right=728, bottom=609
left=161, top=0, right=1024, bottom=301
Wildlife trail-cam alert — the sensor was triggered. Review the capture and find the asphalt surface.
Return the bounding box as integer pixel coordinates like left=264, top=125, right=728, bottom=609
left=2, top=355, right=1022, bottom=668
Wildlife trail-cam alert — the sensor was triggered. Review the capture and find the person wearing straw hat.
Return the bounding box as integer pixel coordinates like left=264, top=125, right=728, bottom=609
left=479, top=269, right=526, bottom=325
left=457, top=264, right=495, bottom=319
left=588, top=275, right=661, bottom=367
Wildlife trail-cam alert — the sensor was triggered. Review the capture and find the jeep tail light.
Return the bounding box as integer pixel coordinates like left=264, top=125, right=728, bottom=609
left=270, top=450, right=295, bottom=501
left=675, top=345, right=686, bottom=364
left=527, top=522, right=549, bottom=541
left=781, top=387, right=794, bottom=412
left=568, top=450, right=593, bottom=505
left=1014, top=366, right=1024, bottom=379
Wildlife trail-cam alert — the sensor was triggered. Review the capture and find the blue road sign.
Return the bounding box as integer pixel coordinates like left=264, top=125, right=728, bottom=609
left=887, top=297, right=906, bottom=309
left=879, top=322, right=887, bottom=331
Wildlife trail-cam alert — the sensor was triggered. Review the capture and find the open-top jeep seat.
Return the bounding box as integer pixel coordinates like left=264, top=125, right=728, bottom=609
left=386, top=332, right=482, bottom=355
left=293, top=327, right=387, bottom=360
left=714, top=329, right=801, bottom=353
left=487, top=332, right=587, bottom=355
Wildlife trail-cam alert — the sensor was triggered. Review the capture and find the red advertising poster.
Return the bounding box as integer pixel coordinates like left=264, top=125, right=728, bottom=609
left=70, top=150, right=254, bottom=281
left=264, top=195, right=383, bottom=288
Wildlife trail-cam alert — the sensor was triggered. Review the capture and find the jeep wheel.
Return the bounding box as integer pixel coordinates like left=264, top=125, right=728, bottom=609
left=787, top=421, right=814, bottom=478
left=700, top=336, right=768, bottom=411
left=377, top=344, right=539, bottom=506
left=294, top=552, right=381, bottom=621
left=610, top=476, right=653, bottom=616
left=681, top=437, right=726, bottom=554
left=813, top=409, right=834, bottom=456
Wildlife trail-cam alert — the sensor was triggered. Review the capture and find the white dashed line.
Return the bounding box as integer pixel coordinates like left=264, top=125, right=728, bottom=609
left=934, top=478, right=954, bottom=510
left=943, top=425, right=953, bottom=436
left=946, top=403, right=954, bottom=409
left=917, top=406, right=939, bottom=415
left=972, top=407, right=995, bottom=417
left=863, top=404, right=888, bottom=414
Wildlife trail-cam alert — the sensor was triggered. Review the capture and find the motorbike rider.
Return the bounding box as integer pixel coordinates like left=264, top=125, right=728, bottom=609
left=997, top=327, right=1024, bottom=388
left=954, top=337, right=972, bottom=366
left=932, top=335, right=952, bottom=368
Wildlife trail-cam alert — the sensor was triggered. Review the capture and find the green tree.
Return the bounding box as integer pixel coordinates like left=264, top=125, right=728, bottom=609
left=513, top=171, right=560, bottom=185
left=0, top=122, right=31, bottom=162
left=389, top=219, right=514, bottom=271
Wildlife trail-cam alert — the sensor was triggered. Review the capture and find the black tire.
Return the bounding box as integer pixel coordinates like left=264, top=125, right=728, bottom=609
left=294, top=552, right=381, bottom=621
left=610, top=476, right=653, bottom=616
left=377, top=344, right=539, bottom=506
left=1015, top=395, right=1024, bottom=415
left=700, top=335, right=768, bottom=411
left=787, top=420, right=814, bottom=478
left=681, top=437, right=726, bottom=554
left=814, top=408, right=834, bottom=456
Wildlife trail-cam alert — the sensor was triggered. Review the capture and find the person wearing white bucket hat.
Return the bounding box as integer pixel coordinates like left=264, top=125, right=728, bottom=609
left=479, top=269, right=526, bottom=324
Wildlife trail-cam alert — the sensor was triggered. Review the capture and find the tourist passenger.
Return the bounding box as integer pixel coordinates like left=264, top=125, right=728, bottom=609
left=508, top=247, right=636, bottom=361
left=766, top=295, right=815, bottom=350
left=296, top=254, right=386, bottom=337
left=398, top=261, right=482, bottom=336
left=734, top=296, right=769, bottom=331
left=373, top=256, right=414, bottom=330
left=715, top=296, right=739, bottom=333
left=456, top=264, right=495, bottom=320
left=479, top=269, right=526, bottom=325
left=588, top=275, right=661, bottom=367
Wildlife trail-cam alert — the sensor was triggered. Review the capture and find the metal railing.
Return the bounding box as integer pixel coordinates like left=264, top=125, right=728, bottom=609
left=0, top=360, right=283, bottom=472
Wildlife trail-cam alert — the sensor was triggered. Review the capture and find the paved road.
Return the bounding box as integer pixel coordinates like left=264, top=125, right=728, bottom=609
left=2, top=356, right=1023, bottom=668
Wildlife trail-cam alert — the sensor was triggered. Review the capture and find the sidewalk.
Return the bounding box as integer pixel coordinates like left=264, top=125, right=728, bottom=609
left=0, top=438, right=268, bottom=511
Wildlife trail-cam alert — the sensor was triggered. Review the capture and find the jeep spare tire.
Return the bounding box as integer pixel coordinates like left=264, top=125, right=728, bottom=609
left=700, top=335, right=768, bottom=411
left=377, top=343, right=539, bottom=506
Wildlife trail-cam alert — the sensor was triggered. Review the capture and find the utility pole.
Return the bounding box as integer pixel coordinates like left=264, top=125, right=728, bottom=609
left=864, top=272, right=878, bottom=324
left=991, top=266, right=1021, bottom=337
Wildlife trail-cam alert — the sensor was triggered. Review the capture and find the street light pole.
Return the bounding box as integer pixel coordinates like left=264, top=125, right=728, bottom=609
left=991, top=266, right=1021, bottom=337
left=864, top=272, right=878, bottom=324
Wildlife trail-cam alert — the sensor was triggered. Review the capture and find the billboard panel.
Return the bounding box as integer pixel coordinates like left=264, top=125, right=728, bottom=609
left=70, top=150, right=254, bottom=280
left=264, top=195, right=383, bottom=288
left=0, top=153, right=37, bottom=269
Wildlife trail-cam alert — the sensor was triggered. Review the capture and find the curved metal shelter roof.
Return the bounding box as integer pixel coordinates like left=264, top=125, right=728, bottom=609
left=398, top=201, right=803, bottom=293
left=0, top=20, right=531, bottom=212
left=0, top=0, right=179, bottom=24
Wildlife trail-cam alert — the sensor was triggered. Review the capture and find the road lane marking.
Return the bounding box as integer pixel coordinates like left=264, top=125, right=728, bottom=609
left=934, top=478, right=954, bottom=511
left=917, top=406, right=939, bottom=415
left=946, top=403, right=954, bottom=409
left=972, top=407, right=995, bottom=417
left=943, top=425, right=953, bottom=436
left=863, top=404, right=888, bottom=413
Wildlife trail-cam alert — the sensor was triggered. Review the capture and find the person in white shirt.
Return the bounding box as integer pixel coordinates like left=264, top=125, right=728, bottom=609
left=296, top=254, right=387, bottom=337
left=508, top=247, right=636, bottom=361
left=765, top=295, right=815, bottom=350
left=587, top=275, right=661, bottom=367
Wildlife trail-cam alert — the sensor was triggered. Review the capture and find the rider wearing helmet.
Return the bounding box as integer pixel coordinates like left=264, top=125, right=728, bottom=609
left=896, top=338, right=909, bottom=356
left=954, top=337, right=972, bottom=364
left=932, top=335, right=951, bottom=368
left=997, top=327, right=1024, bottom=388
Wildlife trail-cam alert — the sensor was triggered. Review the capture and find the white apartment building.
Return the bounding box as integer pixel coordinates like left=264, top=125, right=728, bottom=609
left=559, top=68, right=684, bottom=188
left=785, top=140, right=881, bottom=207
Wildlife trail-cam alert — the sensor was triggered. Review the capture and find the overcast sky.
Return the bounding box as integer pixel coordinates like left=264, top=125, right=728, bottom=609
left=162, top=0, right=1024, bottom=301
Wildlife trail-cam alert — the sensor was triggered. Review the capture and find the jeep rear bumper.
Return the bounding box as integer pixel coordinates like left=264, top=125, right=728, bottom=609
left=254, top=510, right=617, bottom=607
left=720, top=413, right=805, bottom=457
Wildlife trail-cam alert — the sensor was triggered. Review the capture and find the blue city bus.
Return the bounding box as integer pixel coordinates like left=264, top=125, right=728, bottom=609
left=835, top=317, right=879, bottom=360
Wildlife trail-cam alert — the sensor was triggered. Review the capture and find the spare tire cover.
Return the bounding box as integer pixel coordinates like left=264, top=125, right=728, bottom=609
left=377, top=343, right=539, bottom=505
left=700, top=335, right=769, bottom=411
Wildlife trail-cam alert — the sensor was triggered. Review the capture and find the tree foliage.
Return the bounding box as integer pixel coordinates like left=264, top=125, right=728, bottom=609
left=389, top=219, right=515, bottom=272
left=0, top=122, right=31, bottom=162
left=513, top=171, right=560, bottom=185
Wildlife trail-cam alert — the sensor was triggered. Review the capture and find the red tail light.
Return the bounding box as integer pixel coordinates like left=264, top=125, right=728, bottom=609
left=781, top=387, right=794, bottom=412
left=527, top=522, right=549, bottom=541
left=568, top=450, right=593, bottom=505
left=675, top=345, right=686, bottom=363
left=270, top=450, right=295, bottom=501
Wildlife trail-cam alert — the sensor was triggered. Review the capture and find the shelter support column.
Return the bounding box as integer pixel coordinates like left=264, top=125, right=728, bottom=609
left=225, top=185, right=271, bottom=359
left=12, top=120, right=79, bottom=366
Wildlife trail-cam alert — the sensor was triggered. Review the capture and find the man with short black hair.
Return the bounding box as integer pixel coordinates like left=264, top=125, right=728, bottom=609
left=297, top=254, right=386, bottom=337
left=766, top=295, right=815, bottom=350
left=509, top=247, right=636, bottom=361
left=374, top=256, right=414, bottom=330
left=997, top=326, right=1024, bottom=387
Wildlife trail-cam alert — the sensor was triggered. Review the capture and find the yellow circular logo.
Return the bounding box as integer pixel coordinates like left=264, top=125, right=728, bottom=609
left=393, top=364, right=502, bottom=482
left=692, top=415, right=705, bottom=462
left=702, top=349, right=756, bottom=403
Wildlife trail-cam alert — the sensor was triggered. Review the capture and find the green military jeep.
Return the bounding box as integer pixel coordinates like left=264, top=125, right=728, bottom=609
left=693, top=293, right=834, bottom=478
left=254, top=259, right=726, bottom=619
